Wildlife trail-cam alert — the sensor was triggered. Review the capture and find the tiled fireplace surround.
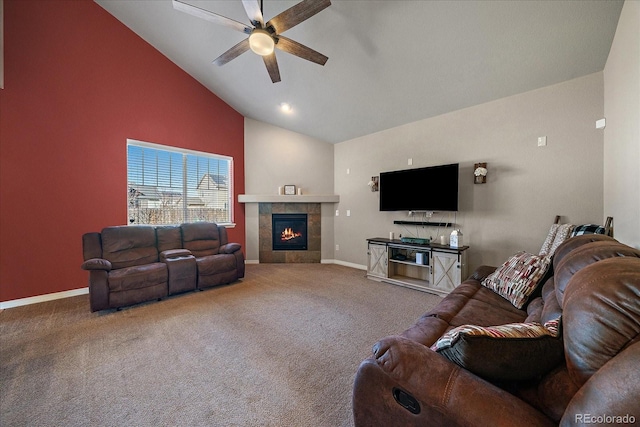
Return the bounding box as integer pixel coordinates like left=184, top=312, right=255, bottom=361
left=259, top=203, right=321, bottom=263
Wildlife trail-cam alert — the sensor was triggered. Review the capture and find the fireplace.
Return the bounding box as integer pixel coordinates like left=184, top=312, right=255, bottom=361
left=259, top=203, right=320, bottom=263
left=272, top=213, right=308, bottom=251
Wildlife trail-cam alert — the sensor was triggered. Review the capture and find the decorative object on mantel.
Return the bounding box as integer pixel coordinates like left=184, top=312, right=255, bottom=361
left=238, top=194, right=339, bottom=203
left=284, top=185, right=297, bottom=195
left=474, top=163, right=488, bottom=184
left=368, top=176, right=379, bottom=192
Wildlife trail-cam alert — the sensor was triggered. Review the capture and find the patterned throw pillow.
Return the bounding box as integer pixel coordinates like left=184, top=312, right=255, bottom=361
left=432, top=318, right=561, bottom=351
left=481, top=252, right=552, bottom=309
left=539, top=224, right=559, bottom=256
left=431, top=317, right=563, bottom=381
left=571, top=224, right=606, bottom=237
left=539, top=223, right=575, bottom=256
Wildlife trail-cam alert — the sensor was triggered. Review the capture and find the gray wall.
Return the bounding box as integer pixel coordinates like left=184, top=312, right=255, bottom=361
left=243, top=118, right=336, bottom=262
left=334, top=73, right=605, bottom=271
left=243, top=64, right=639, bottom=270
left=604, top=0, right=640, bottom=248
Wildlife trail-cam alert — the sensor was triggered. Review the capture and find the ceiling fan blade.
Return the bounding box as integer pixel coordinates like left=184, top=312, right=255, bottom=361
left=266, top=0, right=331, bottom=34
left=213, top=38, right=251, bottom=66
left=173, top=0, right=253, bottom=34
left=275, top=36, right=328, bottom=66
left=241, top=0, right=264, bottom=27
left=262, top=52, right=281, bottom=83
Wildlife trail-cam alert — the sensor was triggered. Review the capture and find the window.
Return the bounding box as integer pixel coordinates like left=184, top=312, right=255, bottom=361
left=127, top=140, right=233, bottom=226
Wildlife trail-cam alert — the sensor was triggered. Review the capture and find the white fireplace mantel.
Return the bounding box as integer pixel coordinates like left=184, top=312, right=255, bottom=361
left=238, top=194, right=339, bottom=203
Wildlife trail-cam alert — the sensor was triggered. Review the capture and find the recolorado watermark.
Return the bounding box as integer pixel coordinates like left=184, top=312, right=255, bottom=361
left=575, top=414, right=636, bottom=424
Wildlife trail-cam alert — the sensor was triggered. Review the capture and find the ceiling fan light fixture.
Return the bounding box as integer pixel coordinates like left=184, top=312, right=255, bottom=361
left=249, top=29, right=275, bottom=56
left=173, top=0, right=331, bottom=83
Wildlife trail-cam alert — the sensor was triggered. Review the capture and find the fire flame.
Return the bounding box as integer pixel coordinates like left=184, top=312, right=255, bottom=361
left=281, top=227, right=302, bottom=241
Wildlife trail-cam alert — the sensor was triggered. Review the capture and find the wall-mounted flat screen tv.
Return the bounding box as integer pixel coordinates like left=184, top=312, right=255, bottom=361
left=379, top=163, right=459, bottom=212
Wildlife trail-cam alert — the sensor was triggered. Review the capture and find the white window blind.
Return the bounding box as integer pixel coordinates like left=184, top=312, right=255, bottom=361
left=127, top=140, right=232, bottom=225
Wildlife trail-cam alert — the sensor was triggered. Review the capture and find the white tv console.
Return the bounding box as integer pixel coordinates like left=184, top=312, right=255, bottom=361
left=366, top=238, right=469, bottom=296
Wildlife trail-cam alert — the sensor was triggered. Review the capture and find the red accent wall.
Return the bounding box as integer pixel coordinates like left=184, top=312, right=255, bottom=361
left=0, top=0, right=246, bottom=302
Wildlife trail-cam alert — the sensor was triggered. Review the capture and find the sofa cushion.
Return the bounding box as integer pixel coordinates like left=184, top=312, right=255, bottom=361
left=156, top=225, right=183, bottom=252
left=554, top=240, right=640, bottom=305
left=432, top=317, right=563, bottom=381
left=560, top=341, right=640, bottom=426
left=108, top=262, right=168, bottom=292
left=563, top=257, right=640, bottom=388
left=445, top=286, right=527, bottom=327
left=196, top=253, right=237, bottom=276
left=481, top=252, right=551, bottom=309
left=101, top=226, right=158, bottom=269
left=401, top=280, right=527, bottom=347
left=181, top=222, right=221, bottom=257
left=553, top=234, right=615, bottom=262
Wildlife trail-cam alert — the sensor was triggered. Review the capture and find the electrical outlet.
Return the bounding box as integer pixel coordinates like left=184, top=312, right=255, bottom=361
left=336, top=244, right=339, bottom=251
left=346, top=210, right=351, bottom=217
left=346, top=168, right=350, bottom=174
left=335, top=210, right=339, bottom=216
left=537, top=136, right=547, bottom=147
left=408, top=158, right=413, bottom=165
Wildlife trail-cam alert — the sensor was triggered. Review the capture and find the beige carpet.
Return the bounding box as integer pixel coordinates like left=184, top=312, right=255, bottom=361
left=1, top=264, right=441, bottom=427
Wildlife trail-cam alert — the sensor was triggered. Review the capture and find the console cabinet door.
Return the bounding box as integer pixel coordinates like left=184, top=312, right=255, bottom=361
left=367, top=242, right=388, bottom=279
left=431, top=251, right=461, bottom=292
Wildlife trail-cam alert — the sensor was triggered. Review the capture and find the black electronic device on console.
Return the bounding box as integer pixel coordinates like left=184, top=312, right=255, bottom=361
left=400, top=237, right=430, bottom=244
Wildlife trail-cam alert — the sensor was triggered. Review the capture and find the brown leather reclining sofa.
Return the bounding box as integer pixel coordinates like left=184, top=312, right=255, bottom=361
left=81, top=222, right=245, bottom=312
left=353, top=234, right=640, bottom=426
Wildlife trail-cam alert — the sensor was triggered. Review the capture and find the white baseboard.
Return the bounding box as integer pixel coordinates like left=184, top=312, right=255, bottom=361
left=322, top=259, right=367, bottom=270
left=0, top=288, right=89, bottom=310
left=246, top=258, right=366, bottom=270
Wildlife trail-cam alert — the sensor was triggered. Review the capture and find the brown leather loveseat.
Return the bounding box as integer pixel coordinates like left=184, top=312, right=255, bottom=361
left=353, top=234, right=640, bottom=426
left=81, top=222, right=244, bottom=312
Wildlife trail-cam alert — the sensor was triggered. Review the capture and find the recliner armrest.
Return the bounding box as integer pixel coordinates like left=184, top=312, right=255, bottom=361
left=467, top=265, right=497, bottom=282
left=160, top=249, right=193, bottom=261
left=81, top=258, right=112, bottom=271
left=219, top=243, right=241, bottom=254
left=353, top=335, right=554, bottom=426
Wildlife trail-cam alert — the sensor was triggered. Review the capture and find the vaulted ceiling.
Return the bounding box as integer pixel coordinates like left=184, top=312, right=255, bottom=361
left=95, top=0, right=624, bottom=144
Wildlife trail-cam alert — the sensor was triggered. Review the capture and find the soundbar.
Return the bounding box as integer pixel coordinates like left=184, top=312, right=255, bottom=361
left=393, top=220, right=453, bottom=227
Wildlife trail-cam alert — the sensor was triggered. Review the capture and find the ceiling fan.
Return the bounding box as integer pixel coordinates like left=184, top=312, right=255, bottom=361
left=172, top=0, right=331, bottom=83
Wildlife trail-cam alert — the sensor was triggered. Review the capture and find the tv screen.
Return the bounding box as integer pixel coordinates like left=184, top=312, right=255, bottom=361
left=379, top=163, right=459, bottom=212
